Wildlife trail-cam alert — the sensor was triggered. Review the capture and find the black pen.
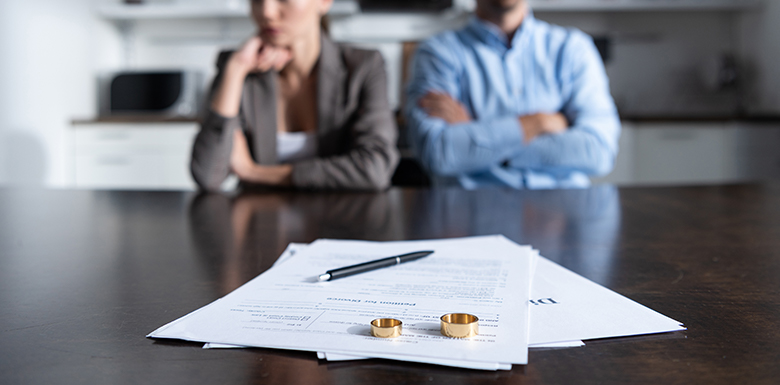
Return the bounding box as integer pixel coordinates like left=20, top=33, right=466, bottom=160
left=317, top=250, right=434, bottom=281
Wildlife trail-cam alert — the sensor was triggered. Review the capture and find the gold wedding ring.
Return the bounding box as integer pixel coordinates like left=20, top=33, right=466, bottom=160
left=370, top=318, right=402, bottom=338
left=440, top=313, right=479, bottom=338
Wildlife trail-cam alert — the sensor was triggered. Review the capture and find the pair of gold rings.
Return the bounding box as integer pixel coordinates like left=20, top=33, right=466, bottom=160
left=370, top=313, right=479, bottom=339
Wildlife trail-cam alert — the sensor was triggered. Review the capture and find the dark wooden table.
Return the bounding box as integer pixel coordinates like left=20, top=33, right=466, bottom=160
left=1, top=184, right=779, bottom=384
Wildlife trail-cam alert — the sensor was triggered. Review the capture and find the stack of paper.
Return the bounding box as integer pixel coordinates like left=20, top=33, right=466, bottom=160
left=148, top=236, right=685, bottom=370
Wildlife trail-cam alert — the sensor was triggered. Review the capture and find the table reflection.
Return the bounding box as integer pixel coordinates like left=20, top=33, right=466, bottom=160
left=404, top=186, right=621, bottom=286
left=188, top=186, right=620, bottom=293
left=523, top=186, right=621, bottom=286
left=188, top=191, right=405, bottom=294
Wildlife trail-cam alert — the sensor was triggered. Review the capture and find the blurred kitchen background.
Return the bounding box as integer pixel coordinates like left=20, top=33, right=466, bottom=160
left=1, top=0, right=779, bottom=189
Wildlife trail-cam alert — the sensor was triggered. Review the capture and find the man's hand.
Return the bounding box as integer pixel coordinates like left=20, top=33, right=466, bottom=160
left=230, top=130, right=292, bottom=186
left=419, top=92, right=471, bottom=124
left=519, top=113, right=568, bottom=143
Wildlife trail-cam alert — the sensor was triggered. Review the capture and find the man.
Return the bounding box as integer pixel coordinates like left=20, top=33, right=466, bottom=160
left=405, top=0, right=621, bottom=189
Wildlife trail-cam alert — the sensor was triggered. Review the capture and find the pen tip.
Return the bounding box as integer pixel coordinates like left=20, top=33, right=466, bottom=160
left=318, top=273, right=331, bottom=282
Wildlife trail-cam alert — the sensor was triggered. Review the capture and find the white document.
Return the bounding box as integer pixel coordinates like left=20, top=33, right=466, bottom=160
left=528, top=256, right=685, bottom=344
left=149, top=236, right=533, bottom=369
left=204, top=340, right=584, bottom=350
left=315, top=340, right=583, bottom=361
left=276, top=242, right=684, bottom=344
left=197, top=241, right=685, bottom=365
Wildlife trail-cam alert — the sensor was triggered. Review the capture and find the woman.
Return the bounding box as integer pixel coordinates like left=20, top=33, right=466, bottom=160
left=191, top=0, right=399, bottom=191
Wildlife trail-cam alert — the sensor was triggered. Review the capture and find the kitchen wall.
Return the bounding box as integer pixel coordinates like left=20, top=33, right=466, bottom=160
left=107, top=5, right=776, bottom=117
left=539, top=10, right=741, bottom=117
left=123, top=17, right=253, bottom=79
left=738, top=0, right=780, bottom=115
left=0, top=0, right=778, bottom=187
left=0, top=0, right=121, bottom=186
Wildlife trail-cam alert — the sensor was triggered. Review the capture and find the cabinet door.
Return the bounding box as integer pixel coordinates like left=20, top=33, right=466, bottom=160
left=590, top=121, right=635, bottom=185
left=75, top=153, right=167, bottom=188
left=732, top=123, right=780, bottom=180
left=633, top=123, right=735, bottom=185
left=72, top=123, right=198, bottom=190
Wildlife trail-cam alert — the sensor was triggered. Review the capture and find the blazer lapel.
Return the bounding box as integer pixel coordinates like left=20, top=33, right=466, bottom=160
left=246, top=34, right=343, bottom=163
left=317, top=34, right=346, bottom=155
left=246, top=71, right=278, bottom=165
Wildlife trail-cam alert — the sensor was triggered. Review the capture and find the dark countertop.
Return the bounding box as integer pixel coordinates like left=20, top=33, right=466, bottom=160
left=71, top=116, right=198, bottom=124
left=621, top=114, right=780, bottom=123
left=72, top=114, right=780, bottom=125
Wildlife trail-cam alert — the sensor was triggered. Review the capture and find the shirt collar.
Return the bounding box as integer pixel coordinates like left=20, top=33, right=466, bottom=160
left=467, top=10, right=535, bottom=51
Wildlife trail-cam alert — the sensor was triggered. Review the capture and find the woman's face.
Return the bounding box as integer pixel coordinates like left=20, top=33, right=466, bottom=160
left=251, top=0, right=331, bottom=46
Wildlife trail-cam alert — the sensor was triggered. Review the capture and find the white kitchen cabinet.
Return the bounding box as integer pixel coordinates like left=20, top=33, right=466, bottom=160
left=590, top=121, right=635, bottom=185
left=593, top=122, right=780, bottom=186
left=70, top=122, right=198, bottom=190
left=70, top=121, right=779, bottom=190
left=731, top=123, right=780, bottom=181
left=632, top=123, right=734, bottom=185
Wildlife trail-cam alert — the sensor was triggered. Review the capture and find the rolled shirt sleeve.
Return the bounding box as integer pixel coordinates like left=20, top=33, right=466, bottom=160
left=405, top=39, right=525, bottom=177
left=509, top=30, right=620, bottom=177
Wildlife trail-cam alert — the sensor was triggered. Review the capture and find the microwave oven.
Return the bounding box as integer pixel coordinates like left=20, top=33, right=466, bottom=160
left=98, top=70, right=203, bottom=118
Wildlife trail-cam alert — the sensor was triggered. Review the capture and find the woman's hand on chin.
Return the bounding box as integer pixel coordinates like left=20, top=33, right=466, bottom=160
left=212, top=37, right=291, bottom=117
left=230, top=36, right=292, bottom=75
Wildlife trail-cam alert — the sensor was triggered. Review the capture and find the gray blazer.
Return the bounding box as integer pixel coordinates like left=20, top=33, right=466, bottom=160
left=190, top=35, right=399, bottom=191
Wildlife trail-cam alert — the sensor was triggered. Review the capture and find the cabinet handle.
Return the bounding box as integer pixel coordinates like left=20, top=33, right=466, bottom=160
left=97, top=132, right=131, bottom=141
left=659, top=131, right=695, bottom=140
left=97, top=157, right=130, bottom=166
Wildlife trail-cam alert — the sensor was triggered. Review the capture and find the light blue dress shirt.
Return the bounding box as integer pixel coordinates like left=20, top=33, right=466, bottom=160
left=405, top=13, right=621, bottom=189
